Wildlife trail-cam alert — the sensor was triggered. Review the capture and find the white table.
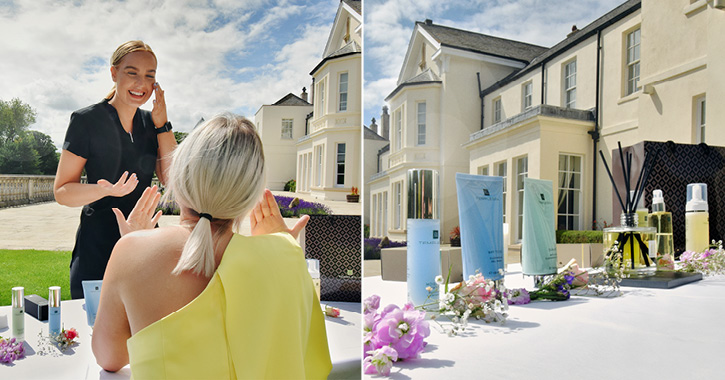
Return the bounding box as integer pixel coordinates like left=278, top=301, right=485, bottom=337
left=364, top=264, right=725, bottom=379
left=0, top=299, right=361, bottom=379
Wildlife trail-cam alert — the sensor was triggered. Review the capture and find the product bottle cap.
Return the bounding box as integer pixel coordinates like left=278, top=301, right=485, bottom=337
left=49, top=286, right=61, bottom=308
left=686, top=183, right=708, bottom=212
left=306, top=259, right=320, bottom=279
left=407, top=169, right=439, bottom=219
left=11, top=287, right=24, bottom=308
left=652, top=189, right=665, bottom=212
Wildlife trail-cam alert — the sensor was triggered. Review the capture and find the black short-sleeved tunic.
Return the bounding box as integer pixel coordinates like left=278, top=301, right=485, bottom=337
left=63, top=99, right=158, bottom=299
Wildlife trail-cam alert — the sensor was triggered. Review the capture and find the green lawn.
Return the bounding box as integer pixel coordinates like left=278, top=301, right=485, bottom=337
left=0, top=250, right=71, bottom=306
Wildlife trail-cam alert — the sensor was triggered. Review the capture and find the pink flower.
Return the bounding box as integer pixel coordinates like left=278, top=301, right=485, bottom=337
left=372, top=304, right=429, bottom=359
left=364, top=346, right=398, bottom=376
left=64, top=328, right=78, bottom=341
left=567, top=263, right=589, bottom=287
left=364, top=295, right=381, bottom=314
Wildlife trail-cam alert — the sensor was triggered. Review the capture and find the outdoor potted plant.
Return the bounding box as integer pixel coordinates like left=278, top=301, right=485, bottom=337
left=347, top=186, right=360, bottom=203
left=450, top=226, right=461, bottom=247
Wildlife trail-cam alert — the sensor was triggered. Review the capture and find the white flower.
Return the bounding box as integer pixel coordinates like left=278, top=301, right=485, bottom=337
left=435, top=275, right=444, bottom=285
left=498, top=268, right=505, bottom=275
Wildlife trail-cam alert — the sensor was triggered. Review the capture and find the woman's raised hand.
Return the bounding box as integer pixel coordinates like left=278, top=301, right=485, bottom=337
left=112, top=185, right=163, bottom=237
left=250, top=189, right=309, bottom=239
left=151, top=82, right=167, bottom=127
left=97, top=171, right=138, bottom=197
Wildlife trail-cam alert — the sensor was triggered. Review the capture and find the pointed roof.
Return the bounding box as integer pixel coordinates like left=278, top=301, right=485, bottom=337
left=364, top=126, right=387, bottom=141
left=272, top=93, right=311, bottom=106
left=418, top=21, right=547, bottom=64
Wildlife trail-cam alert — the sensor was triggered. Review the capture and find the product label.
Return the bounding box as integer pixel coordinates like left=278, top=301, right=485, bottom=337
left=407, top=219, right=441, bottom=309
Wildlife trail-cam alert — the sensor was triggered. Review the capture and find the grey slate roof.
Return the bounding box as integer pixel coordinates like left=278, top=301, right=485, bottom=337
left=482, top=0, right=641, bottom=95
left=342, top=0, right=361, bottom=16
left=385, top=68, right=441, bottom=101
left=419, top=21, right=548, bottom=64
left=310, top=40, right=361, bottom=75
left=272, top=93, right=311, bottom=106
left=364, top=126, right=388, bottom=141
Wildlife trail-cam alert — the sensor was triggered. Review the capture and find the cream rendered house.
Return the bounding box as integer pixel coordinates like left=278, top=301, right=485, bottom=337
left=296, top=0, right=361, bottom=201
left=465, top=0, right=725, bottom=249
left=255, top=92, right=312, bottom=191
left=368, top=20, right=546, bottom=241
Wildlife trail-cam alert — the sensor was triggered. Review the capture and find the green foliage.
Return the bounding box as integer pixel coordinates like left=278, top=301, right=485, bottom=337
left=0, top=250, right=71, bottom=306
left=173, top=131, right=188, bottom=145
left=284, top=179, right=296, bottom=192
left=0, top=98, right=59, bottom=174
left=364, top=224, right=370, bottom=238
left=555, top=230, right=603, bottom=244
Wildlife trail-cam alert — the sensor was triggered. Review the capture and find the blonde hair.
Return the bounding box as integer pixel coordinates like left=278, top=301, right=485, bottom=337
left=105, top=40, right=157, bottom=100
left=168, top=113, right=265, bottom=277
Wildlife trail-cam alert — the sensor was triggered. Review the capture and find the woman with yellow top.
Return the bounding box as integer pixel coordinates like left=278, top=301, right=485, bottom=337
left=91, top=113, right=332, bottom=379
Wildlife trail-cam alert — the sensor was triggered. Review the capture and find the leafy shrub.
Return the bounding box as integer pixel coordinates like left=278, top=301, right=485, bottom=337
left=364, top=237, right=407, bottom=260
left=274, top=195, right=331, bottom=217
left=555, top=230, right=603, bottom=244
left=364, top=224, right=370, bottom=238
left=284, top=179, right=296, bottom=192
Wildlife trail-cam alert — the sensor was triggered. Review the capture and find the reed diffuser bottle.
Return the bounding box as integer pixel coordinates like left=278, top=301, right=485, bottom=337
left=406, top=169, right=440, bottom=309
left=600, top=143, right=658, bottom=274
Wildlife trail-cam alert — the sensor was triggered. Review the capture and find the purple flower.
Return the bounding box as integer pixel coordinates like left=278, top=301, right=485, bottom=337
left=508, top=288, right=531, bottom=305
left=364, top=294, right=381, bottom=314
left=0, top=336, right=25, bottom=364
left=564, top=274, right=575, bottom=285
left=363, top=346, right=399, bottom=376
left=372, top=304, right=430, bottom=359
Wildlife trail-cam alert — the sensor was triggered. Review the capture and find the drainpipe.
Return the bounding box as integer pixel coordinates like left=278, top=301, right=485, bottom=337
left=540, top=62, right=545, bottom=104
left=476, top=72, right=484, bottom=130
left=587, top=29, right=602, bottom=230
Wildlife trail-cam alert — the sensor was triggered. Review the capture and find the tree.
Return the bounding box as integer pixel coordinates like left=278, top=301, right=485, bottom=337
left=28, top=130, right=59, bottom=174
left=0, top=98, right=37, bottom=145
left=0, top=134, right=39, bottom=174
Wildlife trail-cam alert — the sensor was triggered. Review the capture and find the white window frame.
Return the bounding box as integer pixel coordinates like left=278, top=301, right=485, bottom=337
left=522, top=82, right=533, bottom=110
left=496, top=160, right=507, bottom=223
left=557, top=154, right=583, bottom=231
left=564, top=60, right=577, bottom=108
left=493, top=97, right=502, bottom=124
left=394, top=181, right=403, bottom=230
left=317, top=78, right=326, bottom=116
left=338, top=72, right=348, bottom=112
left=394, top=106, right=403, bottom=151
left=315, top=144, right=324, bottom=187
left=416, top=102, right=426, bottom=146
left=625, top=28, right=641, bottom=96
left=696, top=95, right=706, bottom=143
left=335, top=143, right=345, bottom=187
left=281, top=118, right=293, bottom=139
left=477, top=165, right=489, bottom=176
left=515, top=156, right=528, bottom=241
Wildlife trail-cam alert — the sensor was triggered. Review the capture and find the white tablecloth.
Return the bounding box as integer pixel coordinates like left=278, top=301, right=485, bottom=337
left=0, top=299, right=361, bottom=379
left=364, top=264, right=725, bottom=379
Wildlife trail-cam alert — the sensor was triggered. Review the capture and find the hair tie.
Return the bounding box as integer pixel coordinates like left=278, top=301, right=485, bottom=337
left=199, top=213, right=213, bottom=221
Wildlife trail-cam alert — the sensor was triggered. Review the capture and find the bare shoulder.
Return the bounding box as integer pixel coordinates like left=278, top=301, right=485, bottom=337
left=108, top=226, right=188, bottom=277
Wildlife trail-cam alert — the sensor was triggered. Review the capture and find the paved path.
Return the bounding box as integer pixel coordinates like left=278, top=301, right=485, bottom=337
left=0, top=191, right=360, bottom=251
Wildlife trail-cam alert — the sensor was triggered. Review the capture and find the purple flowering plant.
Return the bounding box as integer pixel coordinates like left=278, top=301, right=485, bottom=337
left=363, top=295, right=431, bottom=376
left=0, top=336, right=25, bottom=364
left=679, top=240, right=725, bottom=276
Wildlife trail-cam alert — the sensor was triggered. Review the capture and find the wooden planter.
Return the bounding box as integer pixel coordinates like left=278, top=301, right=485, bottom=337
left=346, top=194, right=360, bottom=203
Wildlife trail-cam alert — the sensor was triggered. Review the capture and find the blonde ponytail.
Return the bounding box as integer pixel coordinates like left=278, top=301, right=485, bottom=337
left=167, top=113, right=265, bottom=277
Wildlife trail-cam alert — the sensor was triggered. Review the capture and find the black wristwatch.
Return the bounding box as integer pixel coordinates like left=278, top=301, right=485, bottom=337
left=156, top=121, right=173, bottom=134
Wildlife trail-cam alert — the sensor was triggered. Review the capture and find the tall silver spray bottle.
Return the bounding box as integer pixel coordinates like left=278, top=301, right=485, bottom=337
left=12, top=287, right=25, bottom=342
left=406, top=169, right=441, bottom=309
left=49, top=286, right=61, bottom=335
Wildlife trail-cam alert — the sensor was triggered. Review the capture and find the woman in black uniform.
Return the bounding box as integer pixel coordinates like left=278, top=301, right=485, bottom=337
left=54, top=41, right=177, bottom=299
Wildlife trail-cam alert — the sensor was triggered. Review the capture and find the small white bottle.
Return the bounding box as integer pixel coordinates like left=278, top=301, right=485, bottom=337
left=11, top=287, right=25, bottom=342
left=306, top=259, right=321, bottom=302
left=685, top=183, right=709, bottom=253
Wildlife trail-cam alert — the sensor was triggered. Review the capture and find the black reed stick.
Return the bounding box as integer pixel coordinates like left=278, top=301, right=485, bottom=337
left=599, top=150, right=626, bottom=212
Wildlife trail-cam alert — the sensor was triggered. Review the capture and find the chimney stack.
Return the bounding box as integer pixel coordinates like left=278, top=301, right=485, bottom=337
left=370, top=117, right=378, bottom=134
left=381, top=105, right=390, bottom=140
left=301, top=87, right=308, bottom=103
left=567, top=25, right=579, bottom=38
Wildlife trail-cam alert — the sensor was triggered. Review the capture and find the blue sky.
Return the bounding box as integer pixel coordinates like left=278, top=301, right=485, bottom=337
left=363, top=0, right=626, bottom=128
left=0, top=0, right=338, bottom=147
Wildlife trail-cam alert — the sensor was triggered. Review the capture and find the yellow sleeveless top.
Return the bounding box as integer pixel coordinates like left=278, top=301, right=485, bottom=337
left=126, top=233, right=332, bottom=379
